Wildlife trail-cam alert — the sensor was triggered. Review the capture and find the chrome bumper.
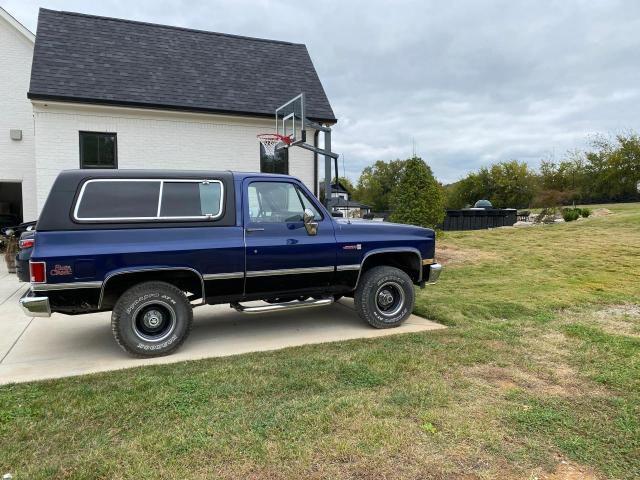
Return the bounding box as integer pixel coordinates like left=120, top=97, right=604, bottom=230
left=426, top=263, right=442, bottom=284
left=19, top=290, right=51, bottom=318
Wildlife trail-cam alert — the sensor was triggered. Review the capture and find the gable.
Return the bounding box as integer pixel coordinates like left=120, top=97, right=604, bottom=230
left=0, top=7, right=35, bottom=44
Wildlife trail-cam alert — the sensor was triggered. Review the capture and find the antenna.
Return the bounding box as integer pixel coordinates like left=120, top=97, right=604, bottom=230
left=342, top=155, right=346, bottom=184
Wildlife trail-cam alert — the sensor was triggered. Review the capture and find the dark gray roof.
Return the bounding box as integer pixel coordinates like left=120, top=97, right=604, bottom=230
left=331, top=182, right=349, bottom=194
left=28, top=9, right=336, bottom=122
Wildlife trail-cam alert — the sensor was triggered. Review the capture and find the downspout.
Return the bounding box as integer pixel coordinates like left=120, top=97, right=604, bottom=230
left=313, top=129, right=320, bottom=197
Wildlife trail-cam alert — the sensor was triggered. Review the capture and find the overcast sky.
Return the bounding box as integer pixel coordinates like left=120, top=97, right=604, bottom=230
left=5, top=0, right=640, bottom=183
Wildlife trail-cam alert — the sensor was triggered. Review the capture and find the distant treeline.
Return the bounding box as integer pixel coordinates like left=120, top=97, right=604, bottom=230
left=445, top=133, right=640, bottom=209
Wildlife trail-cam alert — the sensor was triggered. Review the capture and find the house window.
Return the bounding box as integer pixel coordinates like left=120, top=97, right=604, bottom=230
left=79, top=131, right=117, bottom=169
left=260, top=144, right=288, bottom=174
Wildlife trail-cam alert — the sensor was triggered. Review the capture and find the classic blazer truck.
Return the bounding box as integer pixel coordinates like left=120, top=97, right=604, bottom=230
left=20, top=170, right=442, bottom=357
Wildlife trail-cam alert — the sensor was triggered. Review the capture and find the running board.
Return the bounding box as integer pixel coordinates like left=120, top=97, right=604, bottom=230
left=230, top=297, right=333, bottom=314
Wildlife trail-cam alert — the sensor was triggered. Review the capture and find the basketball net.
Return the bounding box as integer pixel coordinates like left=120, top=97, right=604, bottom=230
left=257, top=133, right=291, bottom=157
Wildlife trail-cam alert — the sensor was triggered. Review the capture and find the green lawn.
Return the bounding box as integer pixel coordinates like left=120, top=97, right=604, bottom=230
left=1, top=204, right=639, bottom=479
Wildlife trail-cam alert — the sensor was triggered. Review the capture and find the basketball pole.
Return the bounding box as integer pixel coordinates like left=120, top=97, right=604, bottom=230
left=298, top=119, right=338, bottom=208
left=272, top=93, right=338, bottom=208
left=324, top=130, right=332, bottom=208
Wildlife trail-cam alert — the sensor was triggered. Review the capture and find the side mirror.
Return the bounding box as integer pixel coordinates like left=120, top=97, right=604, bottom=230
left=303, top=208, right=318, bottom=236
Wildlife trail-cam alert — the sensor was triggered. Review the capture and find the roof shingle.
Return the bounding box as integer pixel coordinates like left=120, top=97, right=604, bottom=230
left=28, top=9, right=336, bottom=122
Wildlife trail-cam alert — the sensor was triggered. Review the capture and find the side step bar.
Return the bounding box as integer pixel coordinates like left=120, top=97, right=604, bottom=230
left=231, top=297, right=333, bottom=314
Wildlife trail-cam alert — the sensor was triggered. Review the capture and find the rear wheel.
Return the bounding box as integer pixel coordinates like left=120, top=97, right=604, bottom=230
left=354, top=266, right=414, bottom=328
left=111, top=281, right=193, bottom=357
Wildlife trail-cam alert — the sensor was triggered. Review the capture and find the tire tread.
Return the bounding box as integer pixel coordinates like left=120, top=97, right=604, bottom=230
left=111, top=281, right=193, bottom=357
left=354, top=266, right=414, bottom=329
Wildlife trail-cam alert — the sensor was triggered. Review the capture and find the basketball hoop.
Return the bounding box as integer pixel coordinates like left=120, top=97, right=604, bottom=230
left=257, top=133, right=291, bottom=157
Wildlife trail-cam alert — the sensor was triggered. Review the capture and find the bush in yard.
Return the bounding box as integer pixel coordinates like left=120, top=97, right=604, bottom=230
left=581, top=208, right=591, bottom=218
left=562, top=208, right=580, bottom=222
left=390, top=157, right=446, bottom=229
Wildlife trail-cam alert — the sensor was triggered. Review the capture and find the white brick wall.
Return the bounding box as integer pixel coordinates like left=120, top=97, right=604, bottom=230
left=0, top=12, right=36, bottom=221
left=33, top=102, right=318, bottom=213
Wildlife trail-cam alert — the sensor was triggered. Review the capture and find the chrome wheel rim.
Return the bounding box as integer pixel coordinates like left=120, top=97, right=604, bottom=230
left=132, top=300, right=176, bottom=342
left=374, top=281, right=405, bottom=317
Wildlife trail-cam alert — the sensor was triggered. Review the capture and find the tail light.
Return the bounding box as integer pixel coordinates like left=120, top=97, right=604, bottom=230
left=19, top=238, right=35, bottom=249
left=30, top=261, right=46, bottom=283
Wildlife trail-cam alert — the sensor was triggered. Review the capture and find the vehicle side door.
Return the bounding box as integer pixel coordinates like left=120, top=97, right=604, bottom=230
left=243, top=178, right=337, bottom=297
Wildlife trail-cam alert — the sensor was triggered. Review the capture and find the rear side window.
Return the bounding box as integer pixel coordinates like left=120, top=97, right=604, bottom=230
left=74, top=179, right=224, bottom=221
left=75, top=181, right=160, bottom=219
left=160, top=182, right=222, bottom=218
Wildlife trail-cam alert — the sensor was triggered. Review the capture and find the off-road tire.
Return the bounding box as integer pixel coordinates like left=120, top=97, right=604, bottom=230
left=354, top=266, right=414, bottom=328
left=111, top=281, right=193, bottom=357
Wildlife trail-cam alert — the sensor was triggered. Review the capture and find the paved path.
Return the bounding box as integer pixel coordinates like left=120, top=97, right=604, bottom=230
left=0, top=264, right=445, bottom=384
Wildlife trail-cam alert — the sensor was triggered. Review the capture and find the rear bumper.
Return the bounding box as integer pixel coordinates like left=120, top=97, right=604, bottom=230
left=19, top=290, right=51, bottom=318
left=425, top=263, right=442, bottom=284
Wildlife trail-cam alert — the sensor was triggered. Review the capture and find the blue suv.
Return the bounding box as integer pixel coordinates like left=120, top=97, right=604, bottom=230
left=20, top=170, right=441, bottom=357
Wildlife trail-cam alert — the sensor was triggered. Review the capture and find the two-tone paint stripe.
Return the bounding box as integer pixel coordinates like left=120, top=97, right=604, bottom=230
left=246, top=266, right=335, bottom=277
left=202, top=272, right=244, bottom=280
left=33, top=265, right=361, bottom=291
left=206, top=265, right=358, bottom=279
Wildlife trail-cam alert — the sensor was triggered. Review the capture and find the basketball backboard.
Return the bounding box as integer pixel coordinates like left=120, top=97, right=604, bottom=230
left=276, top=93, right=306, bottom=146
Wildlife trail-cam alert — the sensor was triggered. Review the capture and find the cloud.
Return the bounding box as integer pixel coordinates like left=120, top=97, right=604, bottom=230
left=6, top=0, right=640, bottom=183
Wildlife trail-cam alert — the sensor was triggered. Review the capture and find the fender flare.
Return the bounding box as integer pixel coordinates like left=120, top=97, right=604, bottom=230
left=98, top=266, right=205, bottom=308
left=353, top=247, right=423, bottom=290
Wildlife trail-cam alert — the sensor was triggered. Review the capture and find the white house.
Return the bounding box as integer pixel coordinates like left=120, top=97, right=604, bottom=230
left=27, top=9, right=336, bottom=215
left=327, top=181, right=371, bottom=219
left=0, top=7, right=36, bottom=222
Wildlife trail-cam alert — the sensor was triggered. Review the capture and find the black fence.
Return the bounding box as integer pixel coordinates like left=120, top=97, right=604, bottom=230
left=441, top=208, right=517, bottom=231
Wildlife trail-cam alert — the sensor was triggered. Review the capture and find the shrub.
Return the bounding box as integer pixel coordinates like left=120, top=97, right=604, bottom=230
left=581, top=208, right=591, bottom=218
left=562, top=208, right=580, bottom=222
left=389, top=157, right=446, bottom=229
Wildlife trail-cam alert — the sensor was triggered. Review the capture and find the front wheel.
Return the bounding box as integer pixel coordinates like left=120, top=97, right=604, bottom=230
left=354, top=266, right=414, bottom=328
left=111, top=281, right=193, bottom=357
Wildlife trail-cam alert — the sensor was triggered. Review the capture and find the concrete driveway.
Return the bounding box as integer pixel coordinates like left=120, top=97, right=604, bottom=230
left=0, top=264, right=445, bottom=384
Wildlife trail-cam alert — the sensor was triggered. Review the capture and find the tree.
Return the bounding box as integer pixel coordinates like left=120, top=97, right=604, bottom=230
left=535, top=133, right=640, bottom=205
left=389, top=157, right=446, bottom=228
left=445, top=160, right=536, bottom=209
left=584, top=133, right=640, bottom=202
left=489, top=160, right=537, bottom=208
left=353, top=160, right=407, bottom=211
left=335, top=176, right=355, bottom=195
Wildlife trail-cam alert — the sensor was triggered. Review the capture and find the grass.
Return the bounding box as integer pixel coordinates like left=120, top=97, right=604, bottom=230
left=1, top=203, right=639, bottom=479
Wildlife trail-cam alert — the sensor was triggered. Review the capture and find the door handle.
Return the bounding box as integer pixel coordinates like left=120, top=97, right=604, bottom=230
left=245, top=227, right=265, bottom=233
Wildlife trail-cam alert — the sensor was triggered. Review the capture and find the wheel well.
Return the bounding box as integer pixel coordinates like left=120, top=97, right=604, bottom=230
left=360, top=252, right=421, bottom=284
left=100, top=269, right=203, bottom=309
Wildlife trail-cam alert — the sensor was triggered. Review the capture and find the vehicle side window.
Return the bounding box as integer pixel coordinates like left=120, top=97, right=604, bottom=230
left=74, top=179, right=224, bottom=221
left=75, top=181, right=160, bottom=219
left=248, top=182, right=307, bottom=223
left=295, top=186, right=323, bottom=220
left=160, top=182, right=222, bottom=217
